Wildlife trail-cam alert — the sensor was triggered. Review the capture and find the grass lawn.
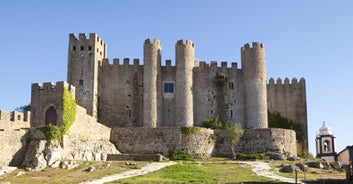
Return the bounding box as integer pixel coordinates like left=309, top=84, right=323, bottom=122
left=109, top=161, right=281, bottom=184
left=0, top=161, right=147, bottom=184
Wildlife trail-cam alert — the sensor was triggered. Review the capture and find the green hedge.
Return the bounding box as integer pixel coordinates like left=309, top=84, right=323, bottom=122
left=180, top=127, right=201, bottom=135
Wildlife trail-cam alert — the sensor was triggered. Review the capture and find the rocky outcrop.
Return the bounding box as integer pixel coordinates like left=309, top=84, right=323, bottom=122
left=21, top=128, right=119, bottom=171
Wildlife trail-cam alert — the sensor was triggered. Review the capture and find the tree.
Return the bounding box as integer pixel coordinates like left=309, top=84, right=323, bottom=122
left=224, top=123, right=244, bottom=160
left=15, top=104, right=31, bottom=112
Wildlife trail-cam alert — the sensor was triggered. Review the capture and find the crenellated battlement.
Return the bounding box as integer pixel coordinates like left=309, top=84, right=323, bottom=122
left=196, top=61, right=239, bottom=70
left=69, top=33, right=106, bottom=47
left=267, top=77, right=305, bottom=86
left=32, top=81, right=75, bottom=92
left=0, top=110, right=31, bottom=122
left=100, top=58, right=141, bottom=69
left=144, top=38, right=161, bottom=47
left=241, top=42, right=265, bottom=52
left=176, top=39, right=194, bottom=47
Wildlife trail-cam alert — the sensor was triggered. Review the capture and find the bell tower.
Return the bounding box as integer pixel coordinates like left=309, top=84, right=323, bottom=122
left=316, top=121, right=337, bottom=161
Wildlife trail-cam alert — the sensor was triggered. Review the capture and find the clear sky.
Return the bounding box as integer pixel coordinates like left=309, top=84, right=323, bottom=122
left=1, top=0, right=352, bottom=155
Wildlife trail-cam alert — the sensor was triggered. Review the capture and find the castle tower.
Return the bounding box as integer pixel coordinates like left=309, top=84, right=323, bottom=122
left=143, top=39, right=161, bottom=127
left=67, top=33, right=107, bottom=117
left=241, top=42, right=267, bottom=129
left=30, top=82, right=75, bottom=127
left=316, top=121, right=337, bottom=161
left=175, top=40, right=194, bottom=126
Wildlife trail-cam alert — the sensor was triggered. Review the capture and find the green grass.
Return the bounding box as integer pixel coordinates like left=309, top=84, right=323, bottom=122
left=0, top=161, right=147, bottom=184
left=108, top=161, right=277, bottom=184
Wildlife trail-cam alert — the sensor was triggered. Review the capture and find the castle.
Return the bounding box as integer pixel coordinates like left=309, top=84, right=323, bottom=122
left=61, top=33, right=307, bottom=151
left=0, top=33, right=307, bottom=168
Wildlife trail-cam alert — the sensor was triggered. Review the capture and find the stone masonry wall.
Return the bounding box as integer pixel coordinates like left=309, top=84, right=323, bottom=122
left=236, top=128, right=297, bottom=156
left=0, top=111, right=30, bottom=166
left=110, top=127, right=215, bottom=159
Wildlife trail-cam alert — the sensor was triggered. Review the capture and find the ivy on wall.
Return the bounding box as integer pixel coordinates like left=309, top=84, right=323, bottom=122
left=268, top=111, right=304, bottom=142
left=39, top=88, right=77, bottom=144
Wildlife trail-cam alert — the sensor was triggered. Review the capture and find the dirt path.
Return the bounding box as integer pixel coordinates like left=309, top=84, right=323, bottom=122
left=81, top=161, right=177, bottom=184
left=239, top=161, right=302, bottom=183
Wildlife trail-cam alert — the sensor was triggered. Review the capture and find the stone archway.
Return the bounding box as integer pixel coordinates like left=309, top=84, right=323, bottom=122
left=45, top=106, right=57, bottom=125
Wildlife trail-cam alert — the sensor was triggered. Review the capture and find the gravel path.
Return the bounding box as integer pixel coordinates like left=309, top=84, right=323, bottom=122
left=239, top=161, right=302, bottom=183
left=80, top=161, right=177, bottom=184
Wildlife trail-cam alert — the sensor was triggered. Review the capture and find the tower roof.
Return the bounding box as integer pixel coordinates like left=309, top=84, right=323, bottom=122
left=318, top=121, right=334, bottom=136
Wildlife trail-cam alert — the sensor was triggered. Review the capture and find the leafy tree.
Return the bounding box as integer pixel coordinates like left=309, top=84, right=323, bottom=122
left=15, top=104, right=31, bottom=112
left=223, top=123, right=244, bottom=160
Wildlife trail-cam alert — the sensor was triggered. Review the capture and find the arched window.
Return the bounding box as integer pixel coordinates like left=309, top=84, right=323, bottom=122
left=45, top=106, right=57, bottom=126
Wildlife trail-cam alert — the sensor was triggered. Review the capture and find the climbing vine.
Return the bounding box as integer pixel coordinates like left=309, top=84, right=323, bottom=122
left=268, top=111, right=304, bottom=142
left=215, top=72, right=227, bottom=87
left=39, top=88, right=76, bottom=144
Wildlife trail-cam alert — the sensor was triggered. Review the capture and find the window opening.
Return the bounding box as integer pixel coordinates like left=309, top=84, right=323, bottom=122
left=79, top=80, right=84, bottom=85
left=88, top=46, right=92, bottom=50
left=72, top=46, right=76, bottom=51
left=80, top=46, right=84, bottom=50
left=229, top=82, right=234, bottom=89
left=164, top=83, right=174, bottom=93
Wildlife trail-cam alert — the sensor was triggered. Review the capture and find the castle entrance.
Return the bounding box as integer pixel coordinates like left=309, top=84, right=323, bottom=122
left=45, top=106, right=57, bottom=125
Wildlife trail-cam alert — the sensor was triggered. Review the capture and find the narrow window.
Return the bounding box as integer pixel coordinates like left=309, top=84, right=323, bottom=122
left=80, top=46, right=84, bottom=50
left=230, top=110, right=233, bottom=118
left=127, top=109, right=132, bottom=118
left=72, top=46, right=76, bottom=51
left=88, top=46, right=92, bottom=50
left=79, top=80, right=84, bottom=85
left=164, top=83, right=174, bottom=93
left=228, top=82, right=234, bottom=89
left=17, top=115, right=21, bottom=120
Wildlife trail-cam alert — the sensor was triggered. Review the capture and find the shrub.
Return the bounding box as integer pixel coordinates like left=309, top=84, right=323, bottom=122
left=168, top=149, right=193, bottom=160
left=180, top=127, right=201, bottom=134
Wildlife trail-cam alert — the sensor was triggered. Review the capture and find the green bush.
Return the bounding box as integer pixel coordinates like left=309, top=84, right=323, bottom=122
left=268, top=111, right=304, bottom=142
left=180, top=127, right=201, bottom=134
left=39, top=124, right=62, bottom=143
left=200, top=115, right=234, bottom=130
left=168, top=149, right=193, bottom=160
left=215, top=72, right=227, bottom=87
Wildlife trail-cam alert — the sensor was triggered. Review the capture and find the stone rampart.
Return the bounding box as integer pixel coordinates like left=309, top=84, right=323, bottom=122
left=110, top=127, right=215, bottom=159
left=236, top=128, right=297, bottom=156
left=0, top=110, right=30, bottom=166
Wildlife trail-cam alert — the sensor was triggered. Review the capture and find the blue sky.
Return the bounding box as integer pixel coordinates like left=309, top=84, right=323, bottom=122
left=1, top=1, right=352, bottom=155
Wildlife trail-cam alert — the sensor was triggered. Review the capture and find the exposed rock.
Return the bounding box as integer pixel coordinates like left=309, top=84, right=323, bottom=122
left=266, top=152, right=285, bottom=160
left=287, top=156, right=300, bottom=161
left=14, top=171, right=25, bottom=177
left=22, top=139, right=48, bottom=171
left=59, top=161, right=78, bottom=170
left=295, top=163, right=308, bottom=172
left=279, top=165, right=299, bottom=173
left=321, top=160, right=332, bottom=170
left=307, top=161, right=323, bottom=169
left=330, top=161, right=342, bottom=171
left=86, top=166, right=95, bottom=172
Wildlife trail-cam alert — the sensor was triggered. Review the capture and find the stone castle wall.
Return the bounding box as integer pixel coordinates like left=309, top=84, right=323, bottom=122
left=110, top=127, right=297, bottom=158
left=267, top=77, right=308, bottom=153
left=110, top=127, right=215, bottom=158
left=236, top=128, right=297, bottom=156
left=0, top=110, right=30, bottom=166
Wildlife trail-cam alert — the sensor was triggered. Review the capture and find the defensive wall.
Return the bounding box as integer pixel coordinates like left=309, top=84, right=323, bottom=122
left=0, top=110, right=30, bottom=166
left=267, top=77, right=308, bottom=153
left=110, top=127, right=297, bottom=158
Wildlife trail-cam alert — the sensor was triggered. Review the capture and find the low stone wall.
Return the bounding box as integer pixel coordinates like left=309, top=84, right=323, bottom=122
left=110, top=127, right=215, bottom=159
left=107, top=154, right=164, bottom=161
left=0, top=129, right=28, bottom=166
left=236, top=128, right=297, bottom=156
